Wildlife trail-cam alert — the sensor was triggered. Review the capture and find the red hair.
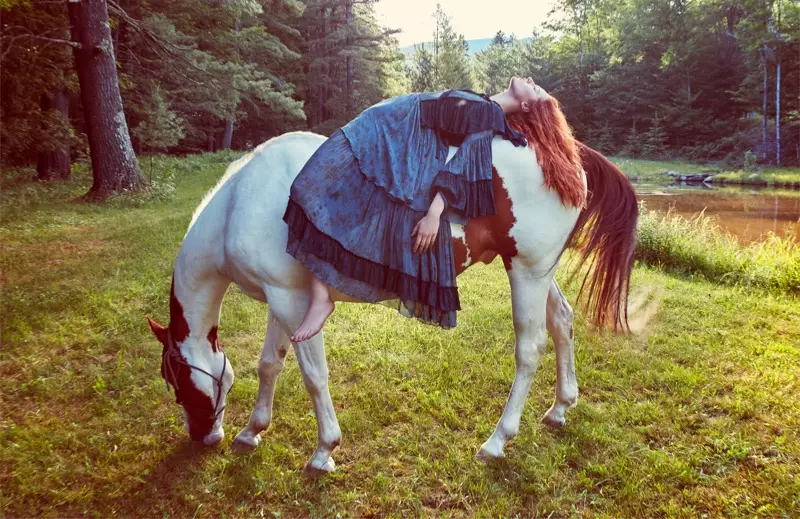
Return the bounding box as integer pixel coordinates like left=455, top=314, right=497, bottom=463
left=506, top=97, right=585, bottom=208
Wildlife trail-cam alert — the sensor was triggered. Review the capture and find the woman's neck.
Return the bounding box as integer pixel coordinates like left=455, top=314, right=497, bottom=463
left=490, top=90, right=520, bottom=115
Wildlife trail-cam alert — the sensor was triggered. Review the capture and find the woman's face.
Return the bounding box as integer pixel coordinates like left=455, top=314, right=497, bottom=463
left=509, top=76, right=550, bottom=111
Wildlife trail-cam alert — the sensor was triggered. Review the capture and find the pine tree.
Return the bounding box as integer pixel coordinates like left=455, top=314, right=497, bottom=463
left=431, top=5, right=471, bottom=90
left=409, top=44, right=435, bottom=92
left=619, top=125, right=643, bottom=158
left=642, top=117, right=667, bottom=158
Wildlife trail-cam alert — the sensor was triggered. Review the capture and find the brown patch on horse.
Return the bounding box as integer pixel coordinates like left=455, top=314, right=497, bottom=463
left=160, top=277, right=216, bottom=440
left=451, top=168, right=518, bottom=274
left=169, top=278, right=190, bottom=343
left=506, top=97, right=584, bottom=208
left=207, top=326, right=219, bottom=353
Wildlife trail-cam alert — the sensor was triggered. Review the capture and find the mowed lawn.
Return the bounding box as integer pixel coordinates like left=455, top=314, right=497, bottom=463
left=1, top=155, right=799, bottom=518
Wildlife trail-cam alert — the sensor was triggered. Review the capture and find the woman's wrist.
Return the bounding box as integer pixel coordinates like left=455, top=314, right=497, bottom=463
left=428, top=192, right=446, bottom=218
left=427, top=205, right=443, bottom=218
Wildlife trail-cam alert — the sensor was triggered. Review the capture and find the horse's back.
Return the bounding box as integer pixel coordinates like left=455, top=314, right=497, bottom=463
left=182, top=132, right=326, bottom=296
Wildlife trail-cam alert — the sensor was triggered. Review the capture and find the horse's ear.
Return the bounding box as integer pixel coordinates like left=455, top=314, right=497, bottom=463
left=147, top=316, right=168, bottom=345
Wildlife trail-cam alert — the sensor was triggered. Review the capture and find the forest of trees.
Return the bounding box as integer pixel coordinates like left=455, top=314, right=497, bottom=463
left=1, top=0, right=798, bottom=199
left=414, top=0, right=799, bottom=167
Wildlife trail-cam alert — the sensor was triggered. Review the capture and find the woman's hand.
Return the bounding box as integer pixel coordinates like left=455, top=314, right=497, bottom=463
left=413, top=192, right=446, bottom=254
left=412, top=212, right=440, bottom=253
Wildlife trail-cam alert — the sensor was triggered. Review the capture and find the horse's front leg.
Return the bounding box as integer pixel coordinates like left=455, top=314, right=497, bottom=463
left=542, top=279, right=578, bottom=428
left=478, top=265, right=553, bottom=460
left=265, top=286, right=341, bottom=474
left=232, top=310, right=289, bottom=454
left=293, top=332, right=341, bottom=474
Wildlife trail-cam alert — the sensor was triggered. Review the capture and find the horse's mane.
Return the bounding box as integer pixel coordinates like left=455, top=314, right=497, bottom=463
left=506, top=98, right=585, bottom=208
left=187, top=151, right=258, bottom=233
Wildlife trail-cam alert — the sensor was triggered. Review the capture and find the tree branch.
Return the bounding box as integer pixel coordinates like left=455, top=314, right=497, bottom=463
left=25, top=35, right=82, bottom=49
left=1, top=32, right=81, bottom=62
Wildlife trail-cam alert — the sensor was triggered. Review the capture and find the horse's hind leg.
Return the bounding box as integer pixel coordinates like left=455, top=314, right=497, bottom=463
left=232, top=309, right=290, bottom=454
left=478, top=266, right=552, bottom=460
left=542, top=279, right=578, bottom=428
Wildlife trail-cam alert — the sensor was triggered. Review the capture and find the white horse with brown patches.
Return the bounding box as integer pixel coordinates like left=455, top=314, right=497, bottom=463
left=147, top=125, right=637, bottom=473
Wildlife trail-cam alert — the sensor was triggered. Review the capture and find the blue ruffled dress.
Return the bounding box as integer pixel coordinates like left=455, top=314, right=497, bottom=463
left=283, top=89, right=527, bottom=328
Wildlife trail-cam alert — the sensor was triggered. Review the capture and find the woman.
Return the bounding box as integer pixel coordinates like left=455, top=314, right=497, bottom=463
left=284, top=77, right=552, bottom=341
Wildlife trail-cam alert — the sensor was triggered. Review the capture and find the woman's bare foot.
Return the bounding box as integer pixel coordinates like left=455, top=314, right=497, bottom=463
left=291, top=299, right=334, bottom=342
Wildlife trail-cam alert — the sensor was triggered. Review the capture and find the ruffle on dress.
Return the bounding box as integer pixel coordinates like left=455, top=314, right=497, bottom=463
left=432, top=131, right=495, bottom=219
left=284, top=130, right=459, bottom=328
left=283, top=90, right=526, bottom=329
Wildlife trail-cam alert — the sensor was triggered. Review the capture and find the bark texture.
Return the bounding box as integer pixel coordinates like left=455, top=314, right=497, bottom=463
left=68, top=0, right=142, bottom=199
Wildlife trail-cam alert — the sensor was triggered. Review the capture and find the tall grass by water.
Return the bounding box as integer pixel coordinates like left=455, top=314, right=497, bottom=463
left=636, top=204, right=800, bottom=294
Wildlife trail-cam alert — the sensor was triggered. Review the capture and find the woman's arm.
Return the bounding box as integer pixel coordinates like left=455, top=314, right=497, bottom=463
left=412, top=192, right=446, bottom=253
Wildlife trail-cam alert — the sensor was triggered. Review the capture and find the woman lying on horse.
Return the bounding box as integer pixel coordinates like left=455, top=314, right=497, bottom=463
left=285, top=77, right=583, bottom=341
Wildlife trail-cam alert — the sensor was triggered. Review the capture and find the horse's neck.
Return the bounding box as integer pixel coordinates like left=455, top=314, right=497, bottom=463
left=172, top=223, right=231, bottom=352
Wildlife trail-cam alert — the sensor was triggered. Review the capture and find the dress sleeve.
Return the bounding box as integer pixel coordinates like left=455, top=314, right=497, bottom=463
left=420, top=89, right=527, bottom=147
left=430, top=131, right=496, bottom=219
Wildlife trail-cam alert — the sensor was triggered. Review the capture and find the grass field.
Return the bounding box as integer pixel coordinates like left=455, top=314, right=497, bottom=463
left=2, top=155, right=799, bottom=517
left=610, top=157, right=800, bottom=187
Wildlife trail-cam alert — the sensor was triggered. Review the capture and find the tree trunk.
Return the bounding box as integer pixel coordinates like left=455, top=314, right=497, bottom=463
left=775, top=58, right=780, bottom=166
left=222, top=21, right=239, bottom=150
left=67, top=0, right=142, bottom=200
left=760, top=45, right=768, bottom=160
left=35, top=86, right=71, bottom=181
left=317, top=7, right=330, bottom=125
left=222, top=119, right=234, bottom=149
left=345, top=0, right=354, bottom=120
left=775, top=3, right=781, bottom=166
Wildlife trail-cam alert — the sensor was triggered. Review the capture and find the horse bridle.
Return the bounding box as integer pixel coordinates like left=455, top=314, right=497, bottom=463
left=162, top=328, right=231, bottom=423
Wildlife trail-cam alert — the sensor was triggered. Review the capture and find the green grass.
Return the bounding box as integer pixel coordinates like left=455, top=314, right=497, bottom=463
left=636, top=205, right=800, bottom=294
left=611, top=157, right=715, bottom=182
left=712, top=168, right=800, bottom=187
left=2, top=156, right=799, bottom=517
left=611, top=157, right=800, bottom=187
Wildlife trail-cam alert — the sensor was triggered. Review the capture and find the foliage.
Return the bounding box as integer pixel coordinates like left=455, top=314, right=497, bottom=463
left=744, top=150, right=758, bottom=171
left=641, top=117, right=667, bottom=158
left=1, top=0, right=405, bottom=166
left=619, top=125, right=644, bottom=158
left=132, top=86, right=185, bottom=152
left=0, top=1, right=76, bottom=165
left=473, top=31, right=517, bottom=95
left=407, top=3, right=472, bottom=91
left=408, top=44, right=435, bottom=92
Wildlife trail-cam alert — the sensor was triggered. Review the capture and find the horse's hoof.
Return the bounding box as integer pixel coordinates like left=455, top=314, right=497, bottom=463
left=303, top=457, right=336, bottom=477
left=541, top=411, right=566, bottom=429
left=231, top=433, right=260, bottom=455
left=475, top=447, right=504, bottom=463
left=203, top=429, right=225, bottom=446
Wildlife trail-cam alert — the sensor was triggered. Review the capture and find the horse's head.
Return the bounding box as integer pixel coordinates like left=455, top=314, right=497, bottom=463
left=147, top=316, right=234, bottom=445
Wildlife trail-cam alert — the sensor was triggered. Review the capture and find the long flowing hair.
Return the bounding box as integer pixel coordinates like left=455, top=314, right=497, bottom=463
left=506, top=97, right=585, bottom=208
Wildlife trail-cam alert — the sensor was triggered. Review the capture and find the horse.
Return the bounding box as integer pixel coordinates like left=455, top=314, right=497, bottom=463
left=146, top=130, right=637, bottom=474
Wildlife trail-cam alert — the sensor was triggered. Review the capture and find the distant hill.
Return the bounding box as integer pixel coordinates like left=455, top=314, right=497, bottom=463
left=399, top=37, right=494, bottom=57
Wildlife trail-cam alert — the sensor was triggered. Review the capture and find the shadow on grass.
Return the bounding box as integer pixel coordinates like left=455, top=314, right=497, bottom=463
left=134, top=440, right=216, bottom=502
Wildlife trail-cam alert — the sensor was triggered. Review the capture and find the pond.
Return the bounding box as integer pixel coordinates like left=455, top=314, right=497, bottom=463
left=635, top=183, right=800, bottom=243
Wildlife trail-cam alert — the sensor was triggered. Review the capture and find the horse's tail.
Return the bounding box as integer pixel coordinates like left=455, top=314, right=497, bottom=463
left=565, top=142, right=638, bottom=331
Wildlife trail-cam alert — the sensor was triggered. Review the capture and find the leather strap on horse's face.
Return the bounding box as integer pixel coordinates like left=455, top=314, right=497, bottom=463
left=162, top=328, right=231, bottom=422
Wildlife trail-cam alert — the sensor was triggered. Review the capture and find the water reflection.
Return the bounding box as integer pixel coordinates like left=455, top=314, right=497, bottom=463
left=636, top=183, right=800, bottom=243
